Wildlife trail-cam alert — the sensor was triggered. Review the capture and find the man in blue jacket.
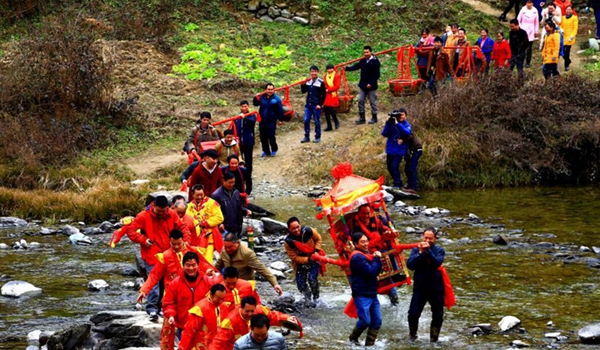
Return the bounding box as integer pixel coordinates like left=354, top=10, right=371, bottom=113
left=346, top=45, right=381, bottom=125
left=382, top=109, right=411, bottom=189
left=348, top=232, right=383, bottom=346
left=253, top=83, right=283, bottom=157
left=235, top=100, right=257, bottom=193
left=407, top=227, right=445, bottom=342
left=211, top=171, right=251, bottom=237
left=300, top=65, right=326, bottom=144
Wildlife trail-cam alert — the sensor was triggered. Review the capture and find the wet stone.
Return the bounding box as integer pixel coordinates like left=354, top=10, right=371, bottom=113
left=579, top=322, right=600, bottom=344
left=511, top=339, right=530, bottom=347
left=62, top=225, right=81, bottom=236
left=498, top=316, right=521, bottom=331
left=88, top=279, right=109, bottom=291
left=493, top=235, right=508, bottom=245
left=1, top=280, right=42, bottom=298
left=98, top=221, right=114, bottom=232
left=0, top=216, right=28, bottom=228
left=580, top=246, right=591, bottom=252
left=587, top=258, right=600, bottom=268
left=593, top=246, right=600, bottom=254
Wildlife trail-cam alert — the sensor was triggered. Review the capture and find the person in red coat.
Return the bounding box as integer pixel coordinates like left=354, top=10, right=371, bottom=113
left=172, top=195, right=196, bottom=236
left=222, top=267, right=261, bottom=307
left=323, top=63, right=341, bottom=131
left=491, top=31, right=512, bottom=70
left=122, top=195, right=192, bottom=320
left=178, top=284, right=230, bottom=350
left=162, top=252, right=220, bottom=350
left=187, top=149, right=223, bottom=199
left=208, top=296, right=302, bottom=350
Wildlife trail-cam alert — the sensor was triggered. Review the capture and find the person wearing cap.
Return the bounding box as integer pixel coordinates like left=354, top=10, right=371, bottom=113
left=184, top=111, right=221, bottom=154
left=122, top=195, right=193, bottom=321
left=381, top=109, right=411, bottom=189
left=214, top=129, right=242, bottom=166
left=187, top=149, right=224, bottom=198
left=345, top=45, right=380, bottom=125
left=300, top=65, right=326, bottom=144
left=323, top=63, right=341, bottom=131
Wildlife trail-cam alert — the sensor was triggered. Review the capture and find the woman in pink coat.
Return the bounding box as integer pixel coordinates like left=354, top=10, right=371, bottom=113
left=517, top=0, right=539, bottom=68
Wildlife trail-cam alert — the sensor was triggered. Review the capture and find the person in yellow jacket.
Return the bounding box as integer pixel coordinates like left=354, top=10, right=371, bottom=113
left=561, top=6, right=578, bottom=71
left=186, top=184, right=224, bottom=262
left=542, top=21, right=561, bottom=79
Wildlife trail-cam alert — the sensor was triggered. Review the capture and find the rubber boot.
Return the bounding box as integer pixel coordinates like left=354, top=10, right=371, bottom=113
left=430, top=326, right=440, bottom=342
left=349, top=326, right=366, bottom=345
left=365, top=328, right=379, bottom=346
left=368, top=113, right=378, bottom=124
left=355, top=112, right=366, bottom=124
left=409, top=320, right=418, bottom=341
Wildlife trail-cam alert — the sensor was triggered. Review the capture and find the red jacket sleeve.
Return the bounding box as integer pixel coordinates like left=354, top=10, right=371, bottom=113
left=140, top=261, right=166, bottom=295
left=124, top=212, right=148, bottom=244
left=179, top=313, right=203, bottom=350
left=208, top=326, right=233, bottom=350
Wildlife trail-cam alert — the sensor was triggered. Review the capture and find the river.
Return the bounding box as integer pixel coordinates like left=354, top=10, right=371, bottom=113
left=1, top=186, right=599, bottom=349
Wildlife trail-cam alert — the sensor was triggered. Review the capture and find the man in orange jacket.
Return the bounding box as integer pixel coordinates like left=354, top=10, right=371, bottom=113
left=208, top=296, right=302, bottom=350
left=222, top=267, right=261, bottom=307
left=123, top=195, right=192, bottom=321
left=178, top=284, right=230, bottom=350
left=137, top=229, right=217, bottom=303
left=162, top=252, right=221, bottom=350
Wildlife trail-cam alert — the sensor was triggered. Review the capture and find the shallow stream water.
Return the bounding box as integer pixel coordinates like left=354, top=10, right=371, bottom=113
left=1, top=186, right=599, bottom=349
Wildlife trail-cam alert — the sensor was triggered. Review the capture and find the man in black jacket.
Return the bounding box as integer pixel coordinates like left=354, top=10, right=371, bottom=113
left=300, top=65, right=326, bottom=143
left=346, top=45, right=381, bottom=125
left=508, top=19, right=529, bottom=81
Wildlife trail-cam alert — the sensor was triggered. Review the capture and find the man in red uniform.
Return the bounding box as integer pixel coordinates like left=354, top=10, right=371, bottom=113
left=222, top=267, right=261, bottom=307
left=187, top=149, right=223, bottom=198
left=178, top=284, right=230, bottom=350
left=123, top=195, right=192, bottom=321
left=137, top=229, right=217, bottom=303
left=162, top=252, right=219, bottom=350
left=209, top=296, right=301, bottom=350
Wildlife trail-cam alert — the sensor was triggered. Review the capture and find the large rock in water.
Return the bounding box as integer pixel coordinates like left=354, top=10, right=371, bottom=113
left=0, top=216, right=28, bottom=228
left=69, top=232, right=93, bottom=245
left=261, top=218, right=287, bottom=234
left=46, top=322, right=91, bottom=350
left=90, top=310, right=161, bottom=349
left=579, top=322, right=600, bottom=344
left=1, top=280, right=42, bottom=298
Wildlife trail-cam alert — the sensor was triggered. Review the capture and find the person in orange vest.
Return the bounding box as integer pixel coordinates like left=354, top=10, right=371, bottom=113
left=137, top=229, right=217, bottom=303
left=222, top=267, right=261, bottom=307
left=162, top=252, right=220, bottom=350
left=209, top=296, right=302, bottom=350
left=407, top=228, right=446, bottom=342
left=186, top=184, right=224, bottom=262
left=178, top=284, right=230, bottom=350
left=348, top=232, right=383, bottom=347
left=122, top=195, right=192, bottom=321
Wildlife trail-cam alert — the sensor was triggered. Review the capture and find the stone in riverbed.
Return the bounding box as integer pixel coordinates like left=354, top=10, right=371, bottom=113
left=0, top=216, right=28, bottom=228
left=493, top=234, right=508, bottom=245
left=468, top=213, right=480, bottom=221
left=62, top=224, right=81, bottom=236
left=545, top=332, right=561, bottom=338
left=88, top=279, right=109, bottom=291
left=511, top=339, right=530, bottom=347
left=579, top=322, right=600, bottom=344
left=69, top=233, right=93, bottom=245
left=269, top=261, right=289, bottom=271
left=268, top=268, right=286, bottom=280
left=593, top=246, right=600, bottom=254
left=1, top=280, right=42, bottom=298
left=405, top=226, right=417, bottom=234
left=274, top=17, right=294, bottom=23
left=40, top=227, right=55, bottom=235
left=27, top=330, right=42, bottom=343
left=98, top=221, right=114, bottom=233
left=261, top=218, right=287, bottom=234
left=580, top=246, right=591, bottom=252
left=0, top=243, right=8, bottom=249
left=260, top=15, right=273, bottom=22
left=46, top=322, right=91, bottom=350
left=587, top=258, right=600, bottom=268
left=498, top=316, right=521, bottom=331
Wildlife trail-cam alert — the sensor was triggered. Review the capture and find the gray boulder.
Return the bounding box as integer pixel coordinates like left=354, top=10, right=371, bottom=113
left=587, top=258, right=600, bottom=268
left=98, top=221, right=114, bottom=233
left=280, top=9, right=291, bottom=18
left=69, top=233, right=92, bottom=245
left=88, top=279, right=109, bottom=291
left=268, top=6, right=281, bottom=18
left=46, top=323, right=91, bottom=350
left=90, top=310, right=162, bottom=348
left=493, top=235, right=508, bottom=245
left=261, top=218, right=287, bottom=234
left=593, top=246, right=600, bottom=254
left=268, top=268, right=286, bottom=280
left=0, top=216, right=28, bottom=228
left=40, top=227, right=55, bottom=235
left=498, top=316, right=521, bottom=331
left=292, top=16, right=309, bottom=25
left=259, top=15, right=273, bottom=22
left=1, top=280, right=42, bottom=298
left=62, top=225, right=81, bottom=236
left=274, top=17, right=294, bottom=23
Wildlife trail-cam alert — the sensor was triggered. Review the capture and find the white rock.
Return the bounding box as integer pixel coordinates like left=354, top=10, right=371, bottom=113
left=121, top=281, right=136, bottom=289
left=29, top=242, right=41, bottom=248
left=593, top=246, right=600, bottom=254
left=269, top=261, right=289, bottom=271
left=580, top=246, right=591, bottom=252
left=69, top=233, right=92, bottom=245
left=498, top=316, right=521, bottom=331
left=589, top=38, right=599, bottom=51
left=131, top=179, right=150, bottom=186
left=546, top=321, right=554, bottom=326
left=511, top=339, right=530, bottom=347
left=405, top=226, right=417, bottom=234
left=468, top=213, right=480, bottom=220
left=27, top=330, right=42, bottom=343
left=545, top=332, right=561, bottom=338
left=88, top=279, right=109, bottom=291
left=26, top=346, right=39, bottom=350
left=0, top=243, right=8, bottom=249
left=394, top=200, right=407, bottom=207
left=20, top=239, right=28, bottom=248
left=1, top=280, right=42, bottom=298
left=268, top=268, right=286, bottom=279
left=382, top=190, right=394, bottom=202
left=375, top=1, right=383, bottom=5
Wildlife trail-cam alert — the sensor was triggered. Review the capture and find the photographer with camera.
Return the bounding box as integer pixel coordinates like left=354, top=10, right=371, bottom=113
left=407, top=228, right=446, bottom=342
left=381, top=109, right=412, bottom=189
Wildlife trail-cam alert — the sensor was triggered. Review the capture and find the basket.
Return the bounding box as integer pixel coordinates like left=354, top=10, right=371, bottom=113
left=336, top=95, right=354, bottom=114
left=388, top=78, right=423, bottom=96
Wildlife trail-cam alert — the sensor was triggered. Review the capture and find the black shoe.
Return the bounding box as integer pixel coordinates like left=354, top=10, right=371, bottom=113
left=323, top=127, right=333, bottom=132
left=335, top=122, right=340, bottom=129
left=300, top=137, right=310, bottom=143
left=349, top=326, right=366, bottom=345
left=355, top=118, right=366, bottom=125
left=356, top=112, right=366, bottom=124
left=149, top=311, right=159, bottom=322
left=368, top=113, right=378, bottom=124
left=565, top=66, right=570, bottom=71
left=389, top=294, right=399, bottom=306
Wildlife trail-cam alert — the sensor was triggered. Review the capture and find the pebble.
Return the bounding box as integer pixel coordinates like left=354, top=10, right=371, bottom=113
left=545, top=332, right=561, bottom=338
left=580, top=246, right=591, bottom=252
left=88, top=279, right=109, bottom=291
left=468, top=213, right=480, bottom=221
left=405, top=226, right=417, bottom=234
left=547, top=321, right=554, bottom=327
left=39, top=227, right=54, bottom=235
left=269, top=261, right=289, bottom=271
left=394, top=200, right=406, bottom=207
left=511, top=339, right=530, bottom=347
left=593, top=246, right=600, bottom=254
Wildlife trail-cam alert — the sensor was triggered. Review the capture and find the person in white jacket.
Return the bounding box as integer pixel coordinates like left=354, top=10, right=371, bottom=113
left=518, top=0, right=540, bottom=67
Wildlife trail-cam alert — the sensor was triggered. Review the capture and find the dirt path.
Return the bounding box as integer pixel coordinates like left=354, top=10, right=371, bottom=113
left=460, top=0, right=501, bottom=17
